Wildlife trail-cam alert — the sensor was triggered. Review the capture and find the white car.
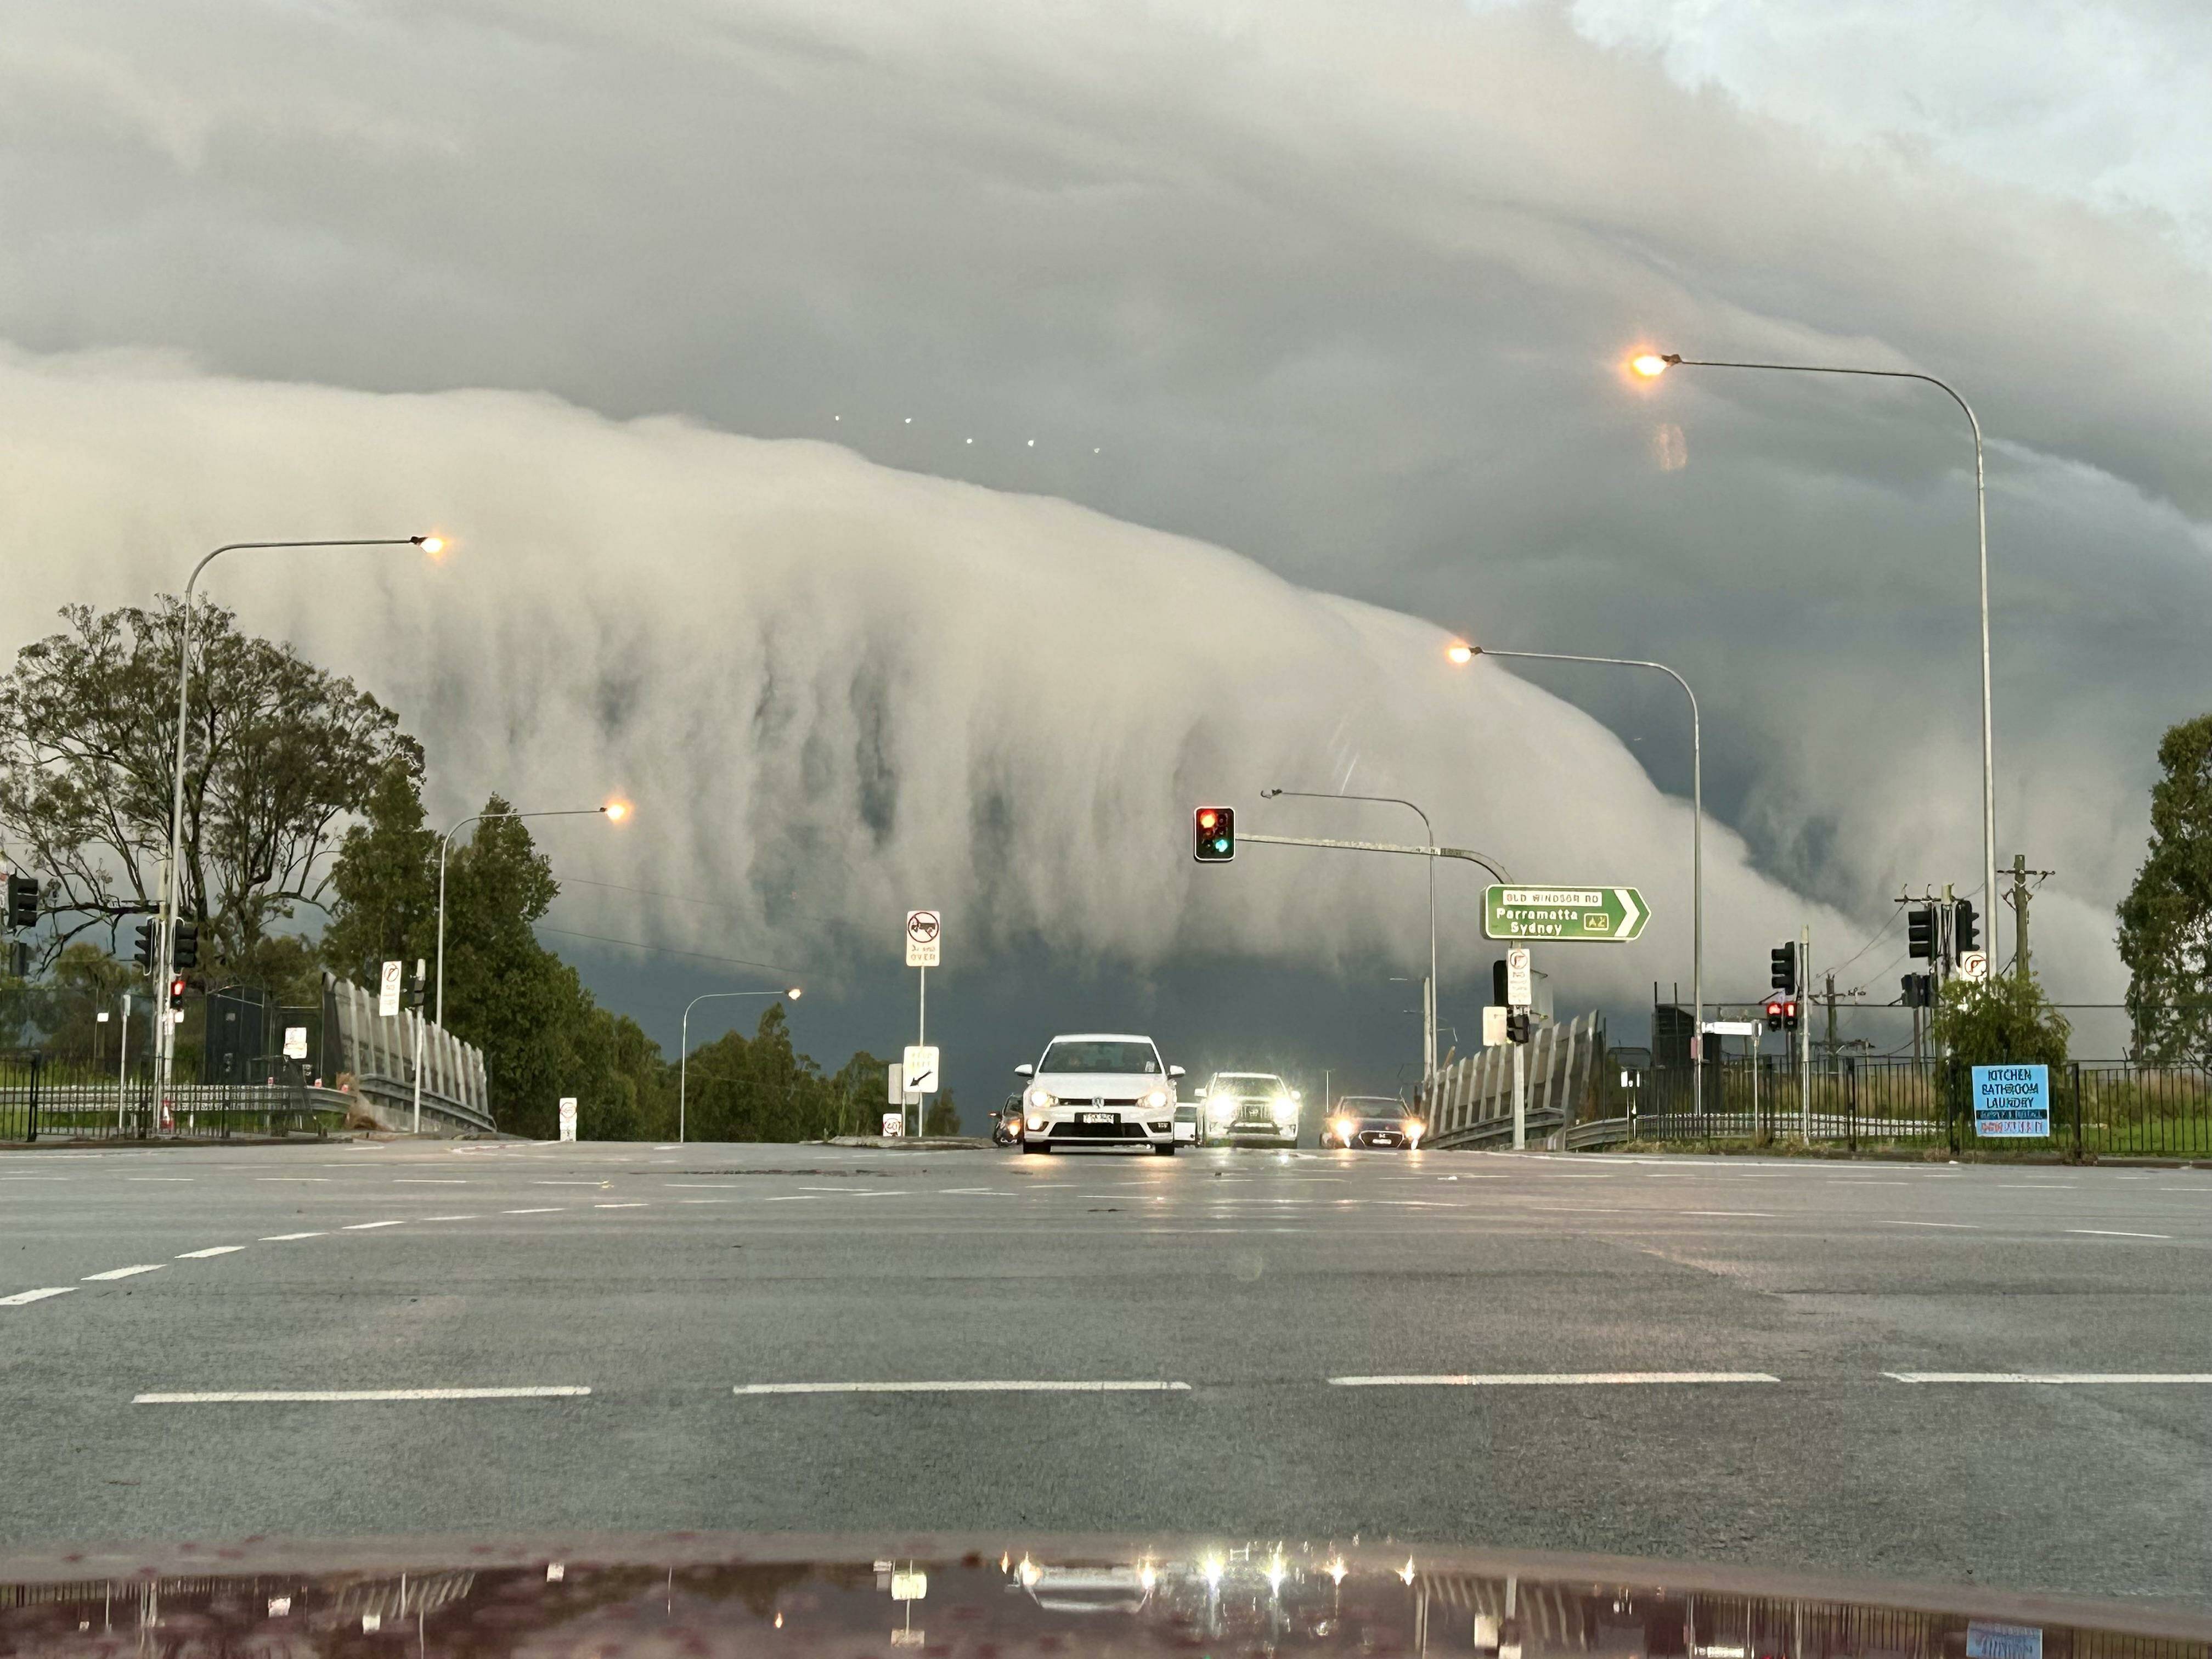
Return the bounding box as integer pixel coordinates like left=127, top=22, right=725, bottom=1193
left=1195, top=1071, right=1303, bottom=1147
left=1014, top=1032, right=1183, bottom=1155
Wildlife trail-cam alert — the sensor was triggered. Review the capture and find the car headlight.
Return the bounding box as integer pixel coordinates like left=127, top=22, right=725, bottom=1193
left=1143, top=1088, right=1170, bottom=1110
left=1403, top=1119, right=1424, bottom=1140
left=1331, top=1119, right=1353, bottom=1143
left=1270, top=1097, right=1297, bottom=1122
left=1025, top=1114, right=1047, bottom=1131
left=1026, top=1087, right=1052, bottom=1109
left=1206, top=1098, right=1234, bottom=1119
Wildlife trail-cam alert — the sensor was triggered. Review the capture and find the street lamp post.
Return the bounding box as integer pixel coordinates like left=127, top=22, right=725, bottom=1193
left=1261, top=788, right=1438, bottom=1088
left=434, top=802, right=627, bottom=1028
left=1633, top=349, right=1996, bottom=932
left=679, top=988, right=802, bottom=1144
left=1447, top=643, right=1702, bottom=1107
left=156, top=536, right=441, bottom=1111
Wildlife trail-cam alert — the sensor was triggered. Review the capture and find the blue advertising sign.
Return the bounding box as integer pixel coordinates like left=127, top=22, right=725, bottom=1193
left=1972, top=1064, right=2050, bottom=1138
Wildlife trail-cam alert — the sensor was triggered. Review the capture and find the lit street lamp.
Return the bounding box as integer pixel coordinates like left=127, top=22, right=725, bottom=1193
left=1632, top=347, right=1997, bottom=929
left=679, top=987, right=802, bottom=1144
left=1262, top=787, right=1438, bottom=1086
left=1448, top=642, right=1703, bottom=1103
left=155, top=535, right=442, bottom=1110
left=434, top=800, right=629, bottom=1027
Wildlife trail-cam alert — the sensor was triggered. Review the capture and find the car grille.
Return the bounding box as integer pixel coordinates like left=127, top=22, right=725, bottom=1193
left=1050, top=1120, right=1148, bottom=1140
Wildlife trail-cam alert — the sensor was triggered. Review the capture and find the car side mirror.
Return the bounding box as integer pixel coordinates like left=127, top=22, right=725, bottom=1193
left=1014, top=1063, right=1034, bottom=1077
left=1169, top=1065, right=1186, bottom=1077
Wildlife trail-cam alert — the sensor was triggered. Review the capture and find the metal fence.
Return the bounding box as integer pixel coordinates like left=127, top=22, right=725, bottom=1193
left=1608, top=1054, right=2212, bottom=1159
left=0, top=1050, right=340, bottom=1143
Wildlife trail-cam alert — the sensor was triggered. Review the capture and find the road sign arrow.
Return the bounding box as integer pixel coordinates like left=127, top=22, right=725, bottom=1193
left=1613, top=887, right=1644, bottom=941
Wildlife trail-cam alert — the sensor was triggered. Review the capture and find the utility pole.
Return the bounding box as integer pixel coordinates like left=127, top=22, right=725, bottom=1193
left=1824, top=973, right=1838, bottom=1069
left=1798, top=922, right=1811, bottom=1141
left=2011, top=853, right=2031, bottom=983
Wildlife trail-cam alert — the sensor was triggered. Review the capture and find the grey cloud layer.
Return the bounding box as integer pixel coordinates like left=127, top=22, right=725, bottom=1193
left=0, top=0, right=2204, bottom=1018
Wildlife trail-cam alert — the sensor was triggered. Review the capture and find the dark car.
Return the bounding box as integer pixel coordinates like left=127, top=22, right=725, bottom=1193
left=1320, top=1095, right=1426, bottom=1149
left=993, top=1094, right=1025, bottom=1146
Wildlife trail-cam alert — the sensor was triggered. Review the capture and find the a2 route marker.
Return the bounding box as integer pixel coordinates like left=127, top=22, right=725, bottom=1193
left=1483, top=885, right=1648, bottom=943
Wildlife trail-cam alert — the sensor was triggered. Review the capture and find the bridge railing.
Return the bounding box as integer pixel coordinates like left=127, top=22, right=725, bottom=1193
left=1424, top=1012, right=1605, bottom=1148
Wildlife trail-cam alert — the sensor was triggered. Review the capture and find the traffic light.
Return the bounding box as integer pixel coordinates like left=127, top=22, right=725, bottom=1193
left=1506, top=1008, right=1532, bottom=1045
left=172, top=918, right=199, bottom=970
left=1193, top=805, right=1235, bottom=862
left=1492, top=957, right=1509, bottom=1006
left=1907, top=904, right=1934, bottom=960
left=1954, top=899, right=1979, bottom=955
left=168, top=974, right=188, bottom=1012
left=1782, top=997, right=1800, bottom=1031
left=135, top=919, right=159, bottom=972
left=1764, top=997, right=1785, bottom=1032
left=403, top=958, right=427, bottom=1010
left=5, top=873, right=37, bottom=930
left=1900, top=974, right=1933, bottom=1008
left=1770, top=941, right=1798, bottom=993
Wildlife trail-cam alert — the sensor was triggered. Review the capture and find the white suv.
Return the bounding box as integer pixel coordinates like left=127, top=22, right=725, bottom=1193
left=1015, top=1033, right=1182, bottom=1155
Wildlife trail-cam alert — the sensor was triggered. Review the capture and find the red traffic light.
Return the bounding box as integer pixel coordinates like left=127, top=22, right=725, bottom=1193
left=1197, top=809, right=1217, bottom=829
left=1193, top=805, right=1235, bottom=862
left=1763, top=997, right=1785, bottom=1031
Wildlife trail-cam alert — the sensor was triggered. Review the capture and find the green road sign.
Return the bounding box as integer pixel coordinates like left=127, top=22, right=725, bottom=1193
left=1483, top=884, right=1649, bottom=943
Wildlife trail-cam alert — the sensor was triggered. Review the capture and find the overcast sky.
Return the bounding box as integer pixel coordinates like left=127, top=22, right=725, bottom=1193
left=2, top=0, right=2205, bottom=1091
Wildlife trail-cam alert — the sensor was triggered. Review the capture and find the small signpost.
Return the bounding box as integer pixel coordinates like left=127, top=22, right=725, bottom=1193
left=1481, top=1006, right=1508, bottom=1047
left=379, top=960, right=404, bottom=1017
left=904, top=911, right=941, bottom=1137
left=283, top=1026, right=308, bottom=1061
left=903, top=1046, right=940, bottom=1094
left=905, top=911, right=940, bottom=967
left=557, top=1097, right=578, bottom=1142
left=881, top=1111, right=905, bottom=1138
left=1972, top=1064, right=2050, bottom=1139
left=1484, top=885, right=1648, bottom=942
left=1504, top=947, right=1532, bottom=1006
left=1958, top=950, right=1990, bottom=984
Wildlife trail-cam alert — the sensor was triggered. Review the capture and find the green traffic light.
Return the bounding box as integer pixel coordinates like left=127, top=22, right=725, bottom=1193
left=1212, top=837, right=1228, bottom=852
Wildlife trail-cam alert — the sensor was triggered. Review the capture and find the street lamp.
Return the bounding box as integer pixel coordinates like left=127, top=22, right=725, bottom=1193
left=1632, top=347, right=1996, bottom=927
left=1262, top=787, right=1438, bottom=1086
left=679, top=988, right=803, bottom=1144
left=1448, top=642, right=1703, bottom=1103
left=155, top=535, right=441, bottom=1109
left=435, top=802, right=629, bottom=1026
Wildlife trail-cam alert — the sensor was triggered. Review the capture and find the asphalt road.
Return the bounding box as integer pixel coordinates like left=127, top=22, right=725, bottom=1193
left=3, top=1139, right=2209, bottom=1607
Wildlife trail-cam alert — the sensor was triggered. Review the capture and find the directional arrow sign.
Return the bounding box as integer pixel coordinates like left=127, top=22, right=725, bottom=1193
left=1483, top=885, right=1649, bottom=943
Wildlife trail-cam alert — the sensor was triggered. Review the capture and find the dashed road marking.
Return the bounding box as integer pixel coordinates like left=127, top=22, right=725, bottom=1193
left=1885, top=1372, right=2212, bottom=1385
left=732, top=1379, right=1192, bottom=1395
left=83, top=1265, right=163, bottom=1280
left=2, top=1287, right=75, bottom=1306
left=1329, top=1371, right=1780, bottom=1387
left=502, top=1207, right=563, bottom=1215
left=176, top=1246, right=246, bottom=1259
left=1880, top=1220, right=1978, bottom=1229
left=260, top=1232, right=325, bottom=1241
left=594, top=1203, right=647, bottom=1210
left=2068, top=1229, right=2171, bottom=1240
left=1682, top=1211, right=1776, bottom=1218
left=135, top=1386, right=593, bottom=1403
left=342, top=1220, right=409, bottom=1231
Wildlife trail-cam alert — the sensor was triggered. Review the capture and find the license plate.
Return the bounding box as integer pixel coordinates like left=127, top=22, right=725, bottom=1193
left=1079, top=1111, right=1117, bottom=1124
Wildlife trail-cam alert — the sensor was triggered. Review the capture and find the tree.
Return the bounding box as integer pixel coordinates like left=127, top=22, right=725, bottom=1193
left=319, top=756, right=438, bottom=983
left=2116, top=713, right=2212, bottom=1064
left=924, top=1092, right=961, bottom=1135
left=0, top=599, right=417, bottom=969
left=1928, top=967, right=2071, bottom=1070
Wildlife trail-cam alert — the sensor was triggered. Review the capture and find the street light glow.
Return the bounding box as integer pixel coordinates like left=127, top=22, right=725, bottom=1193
left=602, top=800, right=630, bottom=822
left=412, top=534, right=447, bottom=556
left=787, top=987, right=803, bottom=1000
left=1445, top=642, right=1475, bottom=664
left=1630, top=353, right=1673, bottom=378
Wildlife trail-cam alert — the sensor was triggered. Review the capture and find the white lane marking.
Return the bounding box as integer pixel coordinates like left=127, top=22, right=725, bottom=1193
left=1885, top=1372, right=2212, bottom=1385
left=732, top=1380, right=1192, bottom=1395
left=342, top=1220, right=409, bottom=1231
left=176, top=1246, right=246, bottom=1259
left=1681, top=1210, right=1776, bottom=1218
left=502, top=1207, right=563, bottom=1215
left=84, top=1265, right=163, bottom=1280
left=1880, top=1220, right=1978, bottom=1229
left=939, top=1188, right=1013, bottom=1195
left=2068, top=1228, right=2171, bottom=1240
left=2001, top=1182, right=2075, bottom=1188
left=395, top=1179, right=465, bottom=1184
left=135, top=1386, right=593, bottom=1403
left=594, top=1203, right=647, bottom=1210
left=1329, top=1372, right=1780, bottom=1387
left=419, top=1214, right=479, bottom=1221
left=533, top=1181, right=599, bottom=1186
left=665, top=1183, right=739, bottom=1189
left=256, top=1177, right=329, bottom=1182
left=2, top=1287, right=76, bottom=1306
left=126, top=1177, right=191, bottom=1182
left=764, top=1195, right=817, bottom=1202
left=260, top=1232, right=325, bottom=1241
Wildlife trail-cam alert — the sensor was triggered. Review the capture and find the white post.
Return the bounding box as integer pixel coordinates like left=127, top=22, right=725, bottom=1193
left=117, top=992, right=131, bottom=1128
left=915, top=964, right=927, bottom=1138
left=1511, top=1038, right=1526, bottom=1150
left=1799, top=923, right=1812, bottom=1141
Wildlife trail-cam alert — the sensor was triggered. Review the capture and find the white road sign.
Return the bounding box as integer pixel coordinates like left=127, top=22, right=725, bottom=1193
left=902, top=1045, right=940, bottom=1093
left=379, top=960, right=403, bottom=1017
left=905, top=909, right=941, bottom=967
left=887, top=1062, right=904, bottom=1103
left=1958, top=950, right=1990, bottom=984
left=1505, top=947, right=1532, bottom=1007
left=1482, top=1005, right=1508, bottom=1047
left=881, top=1111, right=906, bottom=1138
left=557, top=1097, right=578, bottom=1142
left=1703, top=1020, right=1760, bottom=1036
left=283, top=1025, right=308, bottom=1060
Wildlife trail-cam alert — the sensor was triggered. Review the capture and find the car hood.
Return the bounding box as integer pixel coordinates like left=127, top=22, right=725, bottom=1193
left=1032, top=1074, right=1172, bottom=1098
left=1, top=1533, right=2203, bottom=1655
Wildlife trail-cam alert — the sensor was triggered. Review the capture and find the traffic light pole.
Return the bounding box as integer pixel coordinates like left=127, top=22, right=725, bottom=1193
left=1799, top=922, right=1812, bottom=1141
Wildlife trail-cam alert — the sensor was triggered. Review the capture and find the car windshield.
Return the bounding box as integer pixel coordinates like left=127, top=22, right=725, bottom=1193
left=1212, top=1074, right=1283, bottom=1091
left=1040, top=1040, right=1159, bottom=1074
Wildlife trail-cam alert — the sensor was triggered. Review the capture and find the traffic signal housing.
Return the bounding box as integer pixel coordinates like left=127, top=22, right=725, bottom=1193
left=1193, top=805, right=1235, bottom=862
left=1505, top=1008, right=1532, bottom=1045
left=171, top=918, right=199, bottom=970
left=1907, top=905, right=1934, bottom=960
left=1900, top=974, right=1934, bottom=1008
left=5, top=874, right=37, bottom=931
left=168, top=975, right=188, bottom=1012
left=135, top=920, right=159, bottom=972
left=1763, top=997, right=1785, bottom=1032
left=1782, top=997, right=1800, bottom=1031
left=1770, top=941, right=1798, bottom=993
left=1954, top=899, right=1979, bottom=955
